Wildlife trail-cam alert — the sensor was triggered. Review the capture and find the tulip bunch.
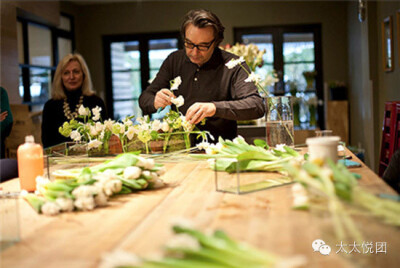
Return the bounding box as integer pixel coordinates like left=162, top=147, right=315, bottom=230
left=193, top=136, right=302, bottom=173
left=24, top=152, right=166, bottom=216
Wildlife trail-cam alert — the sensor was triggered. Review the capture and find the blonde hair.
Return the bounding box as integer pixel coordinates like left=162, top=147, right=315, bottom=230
left=51, top=53, right=95, bottom=100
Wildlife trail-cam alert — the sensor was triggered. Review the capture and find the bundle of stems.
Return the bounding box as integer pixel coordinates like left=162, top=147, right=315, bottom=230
left=192, top=137, right=300, bottom=173
left=284, top=159, right=400, bottom=241
left=103, top=224, right=290, bottom=268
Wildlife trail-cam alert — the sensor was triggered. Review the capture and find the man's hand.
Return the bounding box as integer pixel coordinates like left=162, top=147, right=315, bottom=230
left=154, top=89, right=176, bottom=110
left=0, top=111, right=8, bottom=122
left=186, top=102, right=216, bottom=125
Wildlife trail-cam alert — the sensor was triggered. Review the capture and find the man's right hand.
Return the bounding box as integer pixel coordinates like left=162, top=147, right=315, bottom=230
left=154, top=89, right=176, bottom=110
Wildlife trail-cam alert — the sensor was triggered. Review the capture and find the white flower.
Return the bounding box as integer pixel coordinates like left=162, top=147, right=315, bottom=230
left=70, top=130, right=81, bottom=141
left=125, top=126, right=136, bottom=140
left=74, top=197, right=96, bottom=211
left=99, top=250, right=142, bottom=268
left=36, top=175, right=50, bottom=193
left=233, top=135, right=245, bottom=144
left=137, top=157, right=155, bottom=170
left=41, top=202, right=61, bottom=216
left=275, top=143, right=286, bottom=152
left=90, top=125, right=99, bottom=137
left=92, top=106, right=102, bottom=121
left=99, top=130, right=105, bottom=141
left=95, top=122, right=104, bottom=132
left=88, top=139, right=103, bottom=149
left=161, top=121, right=169, bottom=132
left=94, top=191, right=108, bottom=207
left=78, top=105, right=89, bottom=116
left=155, top=166, right=166, bottom=176
left=166, top=233, right=200, bottom=251
left=123, top=118, right=133, bottom=127
left=142, top=170, right=151, bottom=178
left=151, top=178, right=165, bottom=189
left=171, top=95, right=184, bottom=108
left=104, top=119, right=114, bottom=131
left=72, top=185, right=98, bottom=198
left=170, top=76, right=182, bottom=90
left=181, top=116, right=194, bottom=132
left=244, top=72, right=261, bottom=83
left=124, top=166, right=142, bottom=180
left=151, top=119, right=162, bottom=131
left=55, top=197, right=74, bottom=212
left=104, top=179, right=122, bottom=196
left=225, top=56, right=245, bottom=69
left=196, top=141, right=210, bottom=150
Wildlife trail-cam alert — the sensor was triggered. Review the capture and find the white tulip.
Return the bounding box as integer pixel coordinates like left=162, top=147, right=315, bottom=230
left=41, top=202, right=61, bottom=216
left=124, top=166, right=142, bottom=180
left=55, top=197, right=74, bottom=212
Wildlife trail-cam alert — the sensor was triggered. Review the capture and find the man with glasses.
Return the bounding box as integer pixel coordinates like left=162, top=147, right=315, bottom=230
left=139, top=9, right=264, bottom=141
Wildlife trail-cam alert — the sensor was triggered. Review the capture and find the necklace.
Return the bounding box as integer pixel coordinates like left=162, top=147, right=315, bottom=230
left=63, top=95, right=84, bottom=120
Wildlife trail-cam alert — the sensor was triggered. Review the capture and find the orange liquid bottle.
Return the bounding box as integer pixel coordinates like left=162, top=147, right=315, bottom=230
left=17, top=135, right=44, bottom=192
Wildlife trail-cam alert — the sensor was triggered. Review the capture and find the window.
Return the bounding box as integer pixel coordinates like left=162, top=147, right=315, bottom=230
left=103, top=32, right=181, bottom=120
left=17, top=14, right=74, bottom=111
left=235, top=24, right=323, bottom=129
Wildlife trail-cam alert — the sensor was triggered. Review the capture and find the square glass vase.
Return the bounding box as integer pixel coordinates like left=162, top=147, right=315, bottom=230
left=45, top=142, right=110, bottom=181
left=214, top=158, right=293, bottom=194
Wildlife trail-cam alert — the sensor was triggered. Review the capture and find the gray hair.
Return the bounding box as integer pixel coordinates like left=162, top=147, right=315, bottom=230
left=180, top=9, right=225, bottom=46
left=51, top=53, right=94, bottom=100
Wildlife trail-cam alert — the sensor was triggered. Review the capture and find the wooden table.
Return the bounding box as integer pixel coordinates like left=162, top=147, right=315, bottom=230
left=1, top=152, right=399, bottom=268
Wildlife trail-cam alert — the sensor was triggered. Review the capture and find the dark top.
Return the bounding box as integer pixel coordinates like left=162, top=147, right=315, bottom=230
left=0, top=87, right=13, bottom=138
left=41, top=89, right=107, bottom=148
left=139, top=48, right=265, bottom=140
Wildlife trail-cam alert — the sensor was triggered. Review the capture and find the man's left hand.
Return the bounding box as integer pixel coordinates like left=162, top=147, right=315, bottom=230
left=186, top=102, right=216, bottom=125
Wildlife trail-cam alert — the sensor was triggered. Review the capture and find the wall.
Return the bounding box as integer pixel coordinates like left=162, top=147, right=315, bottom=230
left=63, top=1, right=349, bottom=107
left=347, top=0, right=400, bottom=171
left=376, top=1, right=400, bottom=169
left=0, top=1, right=60, bottom=103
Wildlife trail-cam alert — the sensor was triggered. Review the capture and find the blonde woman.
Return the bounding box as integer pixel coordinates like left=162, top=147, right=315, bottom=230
left=42, top=53, right=107, bottom=148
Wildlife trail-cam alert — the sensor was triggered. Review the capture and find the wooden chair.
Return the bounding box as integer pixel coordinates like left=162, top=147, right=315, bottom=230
left=379, top=101, right=400, bottom=176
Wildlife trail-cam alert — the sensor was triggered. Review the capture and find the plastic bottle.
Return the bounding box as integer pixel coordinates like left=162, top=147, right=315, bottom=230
left=17, top=135, right=44, bottom=192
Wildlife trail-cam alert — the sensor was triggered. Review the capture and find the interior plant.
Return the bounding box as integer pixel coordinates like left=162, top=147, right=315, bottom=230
left=302, top=70, right=317, bottom=90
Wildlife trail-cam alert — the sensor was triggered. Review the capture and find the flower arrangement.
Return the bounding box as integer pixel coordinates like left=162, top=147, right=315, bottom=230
left=223, top=43, right=265, bottom=72
left=224, top=45, right=293, bottom=146
left=59, top=106, right=138, bottom=155
left=222, top=43, right=279, bottom=97
left=59, top=76, right=210, bottom=155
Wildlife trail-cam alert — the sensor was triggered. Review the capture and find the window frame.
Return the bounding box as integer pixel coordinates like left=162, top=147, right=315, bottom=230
left=103, top=31, right=182, bottom=119
left=234, top=24, right=324, bottom=128
left=18, top=13, right=75, bottom=107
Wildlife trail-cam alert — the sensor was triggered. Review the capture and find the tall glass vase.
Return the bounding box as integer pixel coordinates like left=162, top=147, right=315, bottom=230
left=265, top=96, right=295, bottom=147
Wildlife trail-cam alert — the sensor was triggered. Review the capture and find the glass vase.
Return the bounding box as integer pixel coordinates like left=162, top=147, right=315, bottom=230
left=265, top=96, right=294, bottom=147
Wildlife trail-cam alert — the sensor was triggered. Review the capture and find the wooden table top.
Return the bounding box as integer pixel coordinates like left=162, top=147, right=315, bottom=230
left=1, top=151, right=399, bottom=268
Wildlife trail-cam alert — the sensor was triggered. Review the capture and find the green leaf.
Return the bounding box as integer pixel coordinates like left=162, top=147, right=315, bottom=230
left=253, top=139, right=268, bottom=149
left=237, top=151, right=277, bottom=162
left=24, top=194, right=45, bottom=213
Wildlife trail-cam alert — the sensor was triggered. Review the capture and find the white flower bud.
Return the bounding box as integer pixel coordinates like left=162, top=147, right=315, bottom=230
left=41, top=202, right=61, bottom=216
left=124, top=166, right=142, bottom=180
left=95, top=192, right=108, bottom=207
left=55, top=197, right=74, bottom=212
left=74, top=197, right=96, bottom=211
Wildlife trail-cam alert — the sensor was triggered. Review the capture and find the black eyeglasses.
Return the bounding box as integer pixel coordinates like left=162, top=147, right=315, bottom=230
left=184, top=38, right=215, bottom=51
